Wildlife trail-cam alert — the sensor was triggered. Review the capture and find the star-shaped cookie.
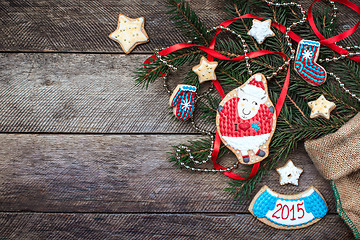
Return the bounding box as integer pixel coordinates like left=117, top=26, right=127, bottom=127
left=109, top=14, right=149, bottom=54
left=276, top=160, right=303, bottom=186
left=308, top=95, right=336, bottom=120
left=247, top=19, right=275, bottom=44
left=192, top=56, right=218, bottom=84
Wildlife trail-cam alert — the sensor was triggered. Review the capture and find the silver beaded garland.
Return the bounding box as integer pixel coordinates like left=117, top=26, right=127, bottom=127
left=175, top=140, right=239, bottom=173
left=156, top=0, right=359, bottom=174
left=328, top=71, right=360, bottom=102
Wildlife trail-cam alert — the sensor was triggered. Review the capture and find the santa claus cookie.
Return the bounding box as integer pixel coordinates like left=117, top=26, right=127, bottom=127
left=216, top=73, right=276, bottom=165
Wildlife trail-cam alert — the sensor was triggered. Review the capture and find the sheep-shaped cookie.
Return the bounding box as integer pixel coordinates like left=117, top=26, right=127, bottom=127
left=216, top=73, right=277, bottom=165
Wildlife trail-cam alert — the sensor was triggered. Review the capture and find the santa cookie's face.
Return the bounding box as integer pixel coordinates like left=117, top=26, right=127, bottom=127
left=237, top=88, right=266, bottom=120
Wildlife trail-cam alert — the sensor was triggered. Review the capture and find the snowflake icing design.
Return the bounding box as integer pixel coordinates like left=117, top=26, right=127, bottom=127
left=181, top=99, right=191, bottom=111
left=302, top=49, right=313, bottom=60
left=251, top=122, right=261, bottom=131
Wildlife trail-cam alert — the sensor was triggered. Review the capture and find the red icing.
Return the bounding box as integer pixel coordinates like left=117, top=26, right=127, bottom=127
left=272, top=203, right=282, bottom=219
left=248, top=79, right=265, bottom=90
left=297, top=202, right=305, bottom=219
left=290, top=205, right=296, bottom=221
left=237, top=122, right=250, bottom=131
left=219, top=97, right=274, bottom=137
left=282, top=205, right=290, bottom=219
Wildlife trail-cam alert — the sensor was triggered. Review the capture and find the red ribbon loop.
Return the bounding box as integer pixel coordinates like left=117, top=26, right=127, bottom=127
left=154, top=0, right=360, bottom=181
left=158, top=19, right=291, bottom=180
left=308, top=0, right=360, bottom=62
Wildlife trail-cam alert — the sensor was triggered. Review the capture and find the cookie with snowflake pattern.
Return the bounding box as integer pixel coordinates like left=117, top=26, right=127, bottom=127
left=294, top=40, right=327, bottom=86
left=169, top=84, right=197, bottom=121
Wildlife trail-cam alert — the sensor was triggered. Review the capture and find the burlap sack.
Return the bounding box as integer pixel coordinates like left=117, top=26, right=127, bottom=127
left=305, top=113, right=360, bottom=239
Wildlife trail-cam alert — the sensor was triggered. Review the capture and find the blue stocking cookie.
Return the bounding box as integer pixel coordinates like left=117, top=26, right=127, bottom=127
left=294, top=40, right=327, bottom=86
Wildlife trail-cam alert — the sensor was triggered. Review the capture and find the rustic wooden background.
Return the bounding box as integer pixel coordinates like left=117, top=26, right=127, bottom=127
left=1, top=0, right=359, bottom=239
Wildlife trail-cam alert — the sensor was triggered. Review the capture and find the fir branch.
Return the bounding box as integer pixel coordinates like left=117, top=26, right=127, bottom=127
left=135, top=49, right=201, bottom=88
left=167, top=0, right=211, bottom=45
left=135, top=0, right=359, bottom=202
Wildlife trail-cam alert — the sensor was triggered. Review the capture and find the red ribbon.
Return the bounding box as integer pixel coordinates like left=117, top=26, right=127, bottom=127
left=308, top=0, right=360, bottom=62
left=144, top=55, right=168, bottom=77
left=158, top=31, right=291, bottom=181
left=205, top=20, right=290, bottom=180
left=152, top=0, right=360, bottom=180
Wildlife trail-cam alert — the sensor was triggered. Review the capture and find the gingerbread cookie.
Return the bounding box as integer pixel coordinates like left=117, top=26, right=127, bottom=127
left=247, top=19, right=275, bottom=44
left=294, top=40, right=327, bottom=86
left=308, top=95, right=336, bottom=120
left=169, top=84, right=197, bottom=121
left=276, top=160, right=303, bottom=186
left=216, top=73, right=277, bottom=165
left=192, top=56, right=218, bottom=84
left=109, top=14, right=149, bottom=54
left=249, top=185, right=327, bottom=230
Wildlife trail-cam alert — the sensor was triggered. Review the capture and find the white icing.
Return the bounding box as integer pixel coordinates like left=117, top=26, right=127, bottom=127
left=254, top=74, right=262, bottom=81
left=266, top=199, right=315, bottom=226
left=222, top=133, right=270, bottom=153
left=240, top=85, right=265, bottom=98
left=266, top=188, right=279, bottom=197
left=301, top=188, right=314, bottom=198
left=308, top=95, right=336, bottom=119
left=237, top=88, right=267, bottom=120
left=248, top=19, right=274, bottom=44
left=276, top=160, right=303, bottom=186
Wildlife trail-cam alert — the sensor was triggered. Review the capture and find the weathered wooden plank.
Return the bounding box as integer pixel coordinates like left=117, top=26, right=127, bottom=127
left=0, top=53, right=200, bottom=133
left=1, top=0, right=359, bottom=53
left=0, top=0, right=226, bottom=53
left=0, top=134, right=337, bottom=213
left=0, top=213, right=352, bottom=240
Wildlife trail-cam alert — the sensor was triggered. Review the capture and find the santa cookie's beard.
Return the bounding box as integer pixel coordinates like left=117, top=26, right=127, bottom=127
left=222, top=133, right=270, bottom=154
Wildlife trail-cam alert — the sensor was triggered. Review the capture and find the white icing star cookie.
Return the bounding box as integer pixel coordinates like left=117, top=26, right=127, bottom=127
left=276, top=160, right=303, bottom=186
left=192, top=56, right=218, bottom=83
left=109, top=14, right=149, bottom=54
left=308, top=95, right=336, bottom=120
left=247, top=19, right=275, bottom=44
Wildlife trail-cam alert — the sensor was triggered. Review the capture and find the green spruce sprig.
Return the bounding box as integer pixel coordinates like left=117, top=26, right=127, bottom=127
left=134, top=0, right=359, bottom=202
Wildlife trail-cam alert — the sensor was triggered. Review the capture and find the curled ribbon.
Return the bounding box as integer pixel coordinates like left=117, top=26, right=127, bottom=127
left=148, top=0, right=360, bottom=181
left=158, top=36, right=291, bottom=181
left=308, top=0, right=360, bottom=62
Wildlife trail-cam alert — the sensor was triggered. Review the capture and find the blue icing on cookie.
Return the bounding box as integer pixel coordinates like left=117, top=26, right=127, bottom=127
left=304, top=191, right=327, bottom=218
left=252, top=188, right=327, bottom=227
left=253, top=190, right=277, bottom=218
left=180, top=85, right=197, bottom=92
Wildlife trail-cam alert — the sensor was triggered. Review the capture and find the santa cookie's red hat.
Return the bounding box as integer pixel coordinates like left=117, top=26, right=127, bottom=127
left=239, top=75, right=266, bottom=98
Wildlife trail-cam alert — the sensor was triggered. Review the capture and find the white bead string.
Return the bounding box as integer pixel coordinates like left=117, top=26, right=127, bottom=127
left=319, top=52, right=360, bottom=63
left=267, top=0, right=360, bottom=102
left=155, top=0, right=358, bottom=173
left=175, top=137, right=239, bottom=173
left=328, top=71, right=360, bottom=102
left=153, top=5, right=299, bottom=173
left=329, top=0, right=338, bottom=25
